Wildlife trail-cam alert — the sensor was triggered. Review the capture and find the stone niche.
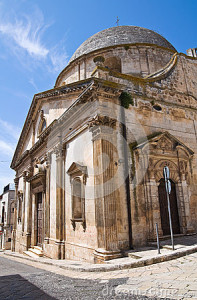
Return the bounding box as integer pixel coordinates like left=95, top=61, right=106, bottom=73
left=67, top=162, right=87, bottom=232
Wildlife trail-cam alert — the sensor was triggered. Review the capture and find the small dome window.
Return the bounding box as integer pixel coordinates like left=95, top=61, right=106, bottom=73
left=104, top=56, right=121, bottom=73
left=153, top=104, right=162, bottom=111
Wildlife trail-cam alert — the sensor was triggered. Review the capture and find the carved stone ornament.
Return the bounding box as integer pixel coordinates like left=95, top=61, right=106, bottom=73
left=54, top=143, right=63, bottom=159
left=179, top=160, right=187, bottom=174
left=156, top=136, right=173, bottom=151
left=67, top=162, right=88, bottom=185
left=88, top=115, right=117, bottom=129
left=14, top=177, right=19, bottom=187
left=133, top=131, right=194, bottom=183
left=71, top=219, right=86, bottom=232
left=45, top=153, right=52, bottom=168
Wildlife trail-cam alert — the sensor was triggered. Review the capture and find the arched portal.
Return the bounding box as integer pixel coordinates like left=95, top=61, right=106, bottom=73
left=158, top=179, right=180, bottom=235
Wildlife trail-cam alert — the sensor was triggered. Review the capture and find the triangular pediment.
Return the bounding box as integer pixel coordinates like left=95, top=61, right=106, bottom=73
left=131, top=131, right=194, bottom=156
left=67, top=162, right=87, bottom=176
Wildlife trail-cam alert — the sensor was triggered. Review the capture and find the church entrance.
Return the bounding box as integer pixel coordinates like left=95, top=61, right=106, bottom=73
left=158, top=179, right=180, bottom=235
left=37, top=192, right=43, bottom=246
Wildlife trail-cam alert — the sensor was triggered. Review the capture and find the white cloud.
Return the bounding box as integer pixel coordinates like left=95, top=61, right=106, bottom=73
left=0, top=4, right=68, bottom=74
left=50, top=46, right=68, bottom=73
left=0, top=18, right=49, bottom=58
left=0, top=140, right=15, bottom=156
left=0, top=118, right=21, bottom=140
left=29, top=78, right=39, bottom=92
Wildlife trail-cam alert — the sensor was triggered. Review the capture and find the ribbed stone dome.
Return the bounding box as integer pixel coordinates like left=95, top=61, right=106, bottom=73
left=69, top=26, right=176, bottom=63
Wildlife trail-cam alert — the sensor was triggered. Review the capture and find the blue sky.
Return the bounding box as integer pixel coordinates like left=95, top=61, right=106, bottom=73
left=0, top=0, right=196, bottom=193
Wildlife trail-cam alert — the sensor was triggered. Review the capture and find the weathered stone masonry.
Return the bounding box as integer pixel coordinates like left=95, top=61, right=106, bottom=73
left=11, top=26, right=197, bottom=262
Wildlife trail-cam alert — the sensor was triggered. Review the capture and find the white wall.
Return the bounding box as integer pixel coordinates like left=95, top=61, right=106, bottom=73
left=65, top=129, right=97, bottom=248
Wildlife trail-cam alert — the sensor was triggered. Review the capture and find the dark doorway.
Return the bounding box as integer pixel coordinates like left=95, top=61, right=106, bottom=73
left=37, top=192, right=43, bottom=246
left=2, top=206, right=5, bottom=224
left=158, top=179, right=180, bottom=235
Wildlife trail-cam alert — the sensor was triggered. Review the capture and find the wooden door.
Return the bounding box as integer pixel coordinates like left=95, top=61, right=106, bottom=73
left=158, top=179, right=180, bottom=235
left=37, top=192, right=43, bottom=246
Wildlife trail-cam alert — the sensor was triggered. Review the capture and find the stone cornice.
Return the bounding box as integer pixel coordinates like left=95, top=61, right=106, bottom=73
left=11, top=120, right=57, bottom=169
left=34, top=80, right=91, bottom=100
left=12, top=79, right=123, bottom=170
left=10, top=79, right=96, bottom=170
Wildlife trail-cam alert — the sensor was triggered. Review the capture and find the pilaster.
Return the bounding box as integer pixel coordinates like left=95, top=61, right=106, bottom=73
left=89, top=115, right=122, bottom=262
left=44, top=153, right=51, bottom=242
left=26, top=180, right=31, bottom=249
left=55, top=142, right=65, bottom=259
left=31, top=194, right=36, bottom=246
left=11, top=177, right=19, bottom=252
left=22, top=172, right=26, bottom=232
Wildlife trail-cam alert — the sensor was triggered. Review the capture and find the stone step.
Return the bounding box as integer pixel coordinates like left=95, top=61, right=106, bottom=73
left=29, top=247, right=43, bottom=257
left=23, top=250, right=40, bottom=258
left=33, top=246, right=43, bottom=252
left=23, top=246, right=43, bottom=257
left=128, top=253, right=142, bottom=259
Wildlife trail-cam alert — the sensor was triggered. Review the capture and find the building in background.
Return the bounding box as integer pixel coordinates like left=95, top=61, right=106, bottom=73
left=187, top=48, right=197, bottom=58
left=0, top=183, right=15, bottom=250
left=11, top=26, right=197, bottom=262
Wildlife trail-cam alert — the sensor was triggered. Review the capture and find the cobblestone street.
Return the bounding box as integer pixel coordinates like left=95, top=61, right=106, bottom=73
left=0, top=252, right=197, bottom=299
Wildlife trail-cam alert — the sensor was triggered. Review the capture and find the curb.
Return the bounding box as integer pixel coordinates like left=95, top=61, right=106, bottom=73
left=3, top=245, right=197, bottom=273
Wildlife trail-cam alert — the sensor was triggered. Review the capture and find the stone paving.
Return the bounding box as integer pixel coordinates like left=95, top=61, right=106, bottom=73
left=3, top=234, right=197, bottom=272
left=1, top=235, right=197, bottom=299
left=1, top=251, right=197, bottom=299
left=114, top=253, right=197, bottom=299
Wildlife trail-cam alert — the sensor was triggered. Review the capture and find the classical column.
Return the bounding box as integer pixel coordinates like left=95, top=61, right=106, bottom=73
left=146, top=168, right=163, bottom=239
left=55, top=142, right=65, bottom=259
left=89, top=115, right=122, bottom=261
left=11, top=177, right=19, bottom=252
left=31, top=193, right=36, bottom=246
left=177, top=169, right=194, bottom=234
left=22, top=172, right=26, bottom=233
left=44, top=153, right=51, bottom=242
left=26, top=180, right=32, bottom=249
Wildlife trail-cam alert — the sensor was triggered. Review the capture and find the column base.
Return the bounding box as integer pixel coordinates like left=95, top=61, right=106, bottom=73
left=26, top=233, right=31, bottom=250
left=44, top=237, right=49, bottom=244
left=186, top=227, right=196, bottom=234
left=43, top=238, right=65, bottom=259
left=55, top=240, right=65, bottom=260
left=94, top=248, right=122, bottom=263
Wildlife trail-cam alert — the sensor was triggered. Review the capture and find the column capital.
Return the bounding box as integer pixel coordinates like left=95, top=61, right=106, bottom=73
left=54, top=143, right=63, bottom=160
left=88, top=115, right=117, bottom=141
left=22, top=172, right=27, bottom=182
left=45, top=152, right=52, bottom=168
left=88, top=115, right=117, bottom=129
left=14, top=177, right=19, bottom=187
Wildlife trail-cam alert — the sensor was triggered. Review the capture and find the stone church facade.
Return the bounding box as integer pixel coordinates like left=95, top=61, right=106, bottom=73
left=11, top=26, right=197, bottom=262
